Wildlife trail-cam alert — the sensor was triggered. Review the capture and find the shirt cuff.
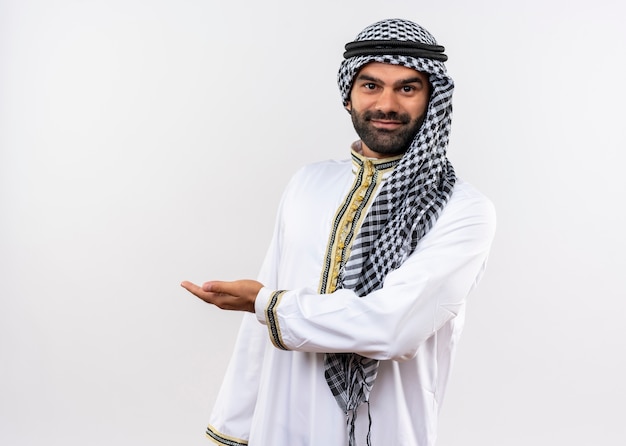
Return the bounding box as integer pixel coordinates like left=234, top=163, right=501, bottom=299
left=254, top=287, right=290, bottom=351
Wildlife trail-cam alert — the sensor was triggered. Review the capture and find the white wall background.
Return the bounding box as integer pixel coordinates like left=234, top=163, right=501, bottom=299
left=1, top=0, right=624, bottom=445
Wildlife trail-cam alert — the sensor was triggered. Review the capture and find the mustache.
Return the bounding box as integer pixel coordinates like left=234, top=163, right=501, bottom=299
left=363, top=110, right=411, bottom=124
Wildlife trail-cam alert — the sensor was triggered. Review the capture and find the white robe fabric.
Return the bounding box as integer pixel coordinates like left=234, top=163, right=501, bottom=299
left=206, top=150, right=496, bottom=446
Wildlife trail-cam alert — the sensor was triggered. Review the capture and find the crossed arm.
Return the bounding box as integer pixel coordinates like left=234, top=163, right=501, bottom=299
left=180, top=279, right=264, bottom=314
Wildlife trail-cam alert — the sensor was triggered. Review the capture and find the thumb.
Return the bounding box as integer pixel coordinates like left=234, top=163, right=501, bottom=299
left=201, top=281, right=226, bottom=293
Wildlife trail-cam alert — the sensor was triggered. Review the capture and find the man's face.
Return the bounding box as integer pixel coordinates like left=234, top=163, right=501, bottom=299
left=347, top=62, right=430, bottom=159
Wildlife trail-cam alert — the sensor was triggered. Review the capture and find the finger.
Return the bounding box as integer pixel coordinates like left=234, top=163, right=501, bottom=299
left=181, top=281, right=208, bottom=299
left=181, top=280, right=197, bottom=292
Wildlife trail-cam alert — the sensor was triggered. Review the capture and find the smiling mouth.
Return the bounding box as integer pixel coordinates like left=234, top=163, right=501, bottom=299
left=370, top=119, right=403, bottom=130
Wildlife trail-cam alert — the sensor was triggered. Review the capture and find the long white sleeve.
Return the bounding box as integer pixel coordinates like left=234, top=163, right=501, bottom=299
left=255, top=180, right=495, bottom=361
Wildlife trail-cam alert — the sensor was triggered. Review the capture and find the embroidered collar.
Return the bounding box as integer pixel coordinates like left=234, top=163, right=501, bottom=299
left=350, top=141, right=403, bottom=176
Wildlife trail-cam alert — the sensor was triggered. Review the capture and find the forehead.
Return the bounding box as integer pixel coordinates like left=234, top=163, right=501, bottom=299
left=356, top=62, right=428, bottom=83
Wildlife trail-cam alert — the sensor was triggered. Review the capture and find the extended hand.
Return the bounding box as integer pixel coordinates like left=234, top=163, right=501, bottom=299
left=180, top=279, right=263, bottom=313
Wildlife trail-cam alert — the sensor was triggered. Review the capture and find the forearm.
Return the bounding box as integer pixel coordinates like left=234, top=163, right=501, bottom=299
left=255, top=262, right=477, bottom=360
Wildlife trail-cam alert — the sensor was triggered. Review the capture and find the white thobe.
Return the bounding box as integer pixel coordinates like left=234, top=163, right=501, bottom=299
left=206, top=149, right=496, bottom=446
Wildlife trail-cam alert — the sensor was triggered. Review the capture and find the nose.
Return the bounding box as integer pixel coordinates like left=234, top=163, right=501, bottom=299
left=375, top=88, right=399, bottom=112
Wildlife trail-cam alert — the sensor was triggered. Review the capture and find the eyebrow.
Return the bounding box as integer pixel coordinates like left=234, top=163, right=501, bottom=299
left=356, top=73, right=425, bottom=87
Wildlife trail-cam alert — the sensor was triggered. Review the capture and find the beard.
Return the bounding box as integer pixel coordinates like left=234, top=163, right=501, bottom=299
left=350, top=108, right=425, bottom=156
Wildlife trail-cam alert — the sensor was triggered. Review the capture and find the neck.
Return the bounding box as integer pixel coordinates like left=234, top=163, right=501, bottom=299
left=352, top=140, right=404, bottom=160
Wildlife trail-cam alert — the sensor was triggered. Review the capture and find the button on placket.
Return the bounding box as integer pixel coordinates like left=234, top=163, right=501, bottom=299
left=321, top=154, right=397, bottom=294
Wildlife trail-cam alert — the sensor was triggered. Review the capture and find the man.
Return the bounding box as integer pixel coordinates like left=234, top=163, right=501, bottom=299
left=182, top=18, right=496, bottom=446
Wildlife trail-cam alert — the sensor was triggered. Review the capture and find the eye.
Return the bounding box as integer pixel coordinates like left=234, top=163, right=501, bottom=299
left=364, top=82, right=377, bottom=90
left=401, top=85, right=416, bottom=93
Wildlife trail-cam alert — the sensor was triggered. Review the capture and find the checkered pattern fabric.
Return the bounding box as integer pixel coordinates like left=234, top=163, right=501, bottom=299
left=325, top=19, right=457, bottom=445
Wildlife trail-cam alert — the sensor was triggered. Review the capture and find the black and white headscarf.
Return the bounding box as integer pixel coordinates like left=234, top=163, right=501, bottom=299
left=324, top=18, right=456, bottom=445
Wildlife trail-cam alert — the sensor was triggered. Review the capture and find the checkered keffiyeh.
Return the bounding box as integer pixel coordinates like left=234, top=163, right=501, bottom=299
left=324, top=18, right=456, bottom=445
